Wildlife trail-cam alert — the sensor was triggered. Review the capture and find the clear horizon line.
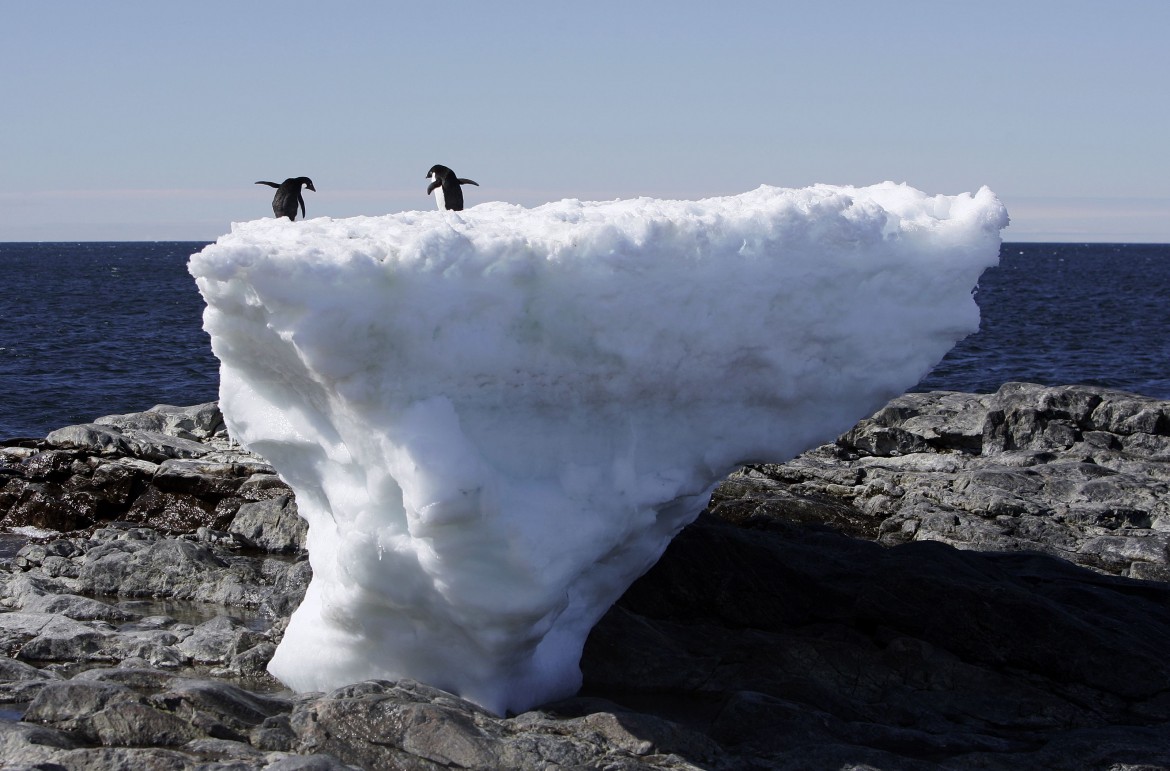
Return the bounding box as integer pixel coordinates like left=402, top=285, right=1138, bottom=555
left=3, top=235, right=1167, bottom=246
left=3, top=187, right=1168, bottom=201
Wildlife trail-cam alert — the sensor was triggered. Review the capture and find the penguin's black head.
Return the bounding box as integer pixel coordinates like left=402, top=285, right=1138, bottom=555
left=296, top=177, right=316, bottom=192
left=427, top=164, right=452, bottom=180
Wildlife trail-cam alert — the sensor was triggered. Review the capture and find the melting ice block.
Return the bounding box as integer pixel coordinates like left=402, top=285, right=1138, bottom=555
left=189, top=183, right=1007, bottom=715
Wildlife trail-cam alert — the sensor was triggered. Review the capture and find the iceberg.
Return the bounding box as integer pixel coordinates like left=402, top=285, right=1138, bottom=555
left=189, top=183, right=1007, bottom=715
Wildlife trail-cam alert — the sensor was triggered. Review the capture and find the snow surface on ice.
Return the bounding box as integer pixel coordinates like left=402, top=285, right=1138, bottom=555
left=189, top=183, right=1007, bottom=715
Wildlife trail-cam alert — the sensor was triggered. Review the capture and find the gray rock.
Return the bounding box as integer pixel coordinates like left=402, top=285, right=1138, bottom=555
left=87, top=456, right=160, bottom=495
left=17, top=451, right=82, bottom=482
left=0, top=656, right=65, bottom=708
left=0, top=571, right=73, bottom=611
left=122, top=486, right=224, bottom=532
left=94, top=410, right=167, bottom=435
left=0, top=445, right=37, bottom=464
left=22, top=679, right=139, bottom=728
left=250, top=713, right=298, bottom=752
left=259, top=557, right=312, bottom=621
left=286, top=679, right=715, bottom=770
left=43, top=424, right=131, bottom=455
left=43, top=745, right=197, bottom=770
left=0, top=612, right=111, bottom=663
left=238, top=472, right=293, bottom=499
left=23, top=525, right=306, bottom=617
left=287, top=681, right=503, bottom=769
left=0, top=719, right=80, bottom=761
left=3, top=403, right=275, bottom=535
left=13, top=540, right=81, bottom=570
left=96, top=402, right=224, bottom=443
left=73, top=666, right=181, bottom=690
left=0, top=656, right=61, bottom=683
left=88, top=699, right=201, bottom=747
left=182, top=735, right=266, bottom=762
left=1079, top=533, right=1170, bottom=573
left=228, top=496, right=307, bottom=553
left=74, top=535, right=269, bottom=608
left=734, top=382, right=1170, bottom=579
left=148, top=402, right=226, bottom=441
left=153, top=458, right=247, bottom=498
left=156, top=677, right=291, bottom=729
left=1, top=479, right=97, bottom=531
left=120, top=430, right=211, bottom=462
left=228, top=641, right=277, bottom=676
left=21, top=593, right=135, bottom=623
left=176, top=615, right=264, bottom=665
left=264, top=754, right=361, bottom=770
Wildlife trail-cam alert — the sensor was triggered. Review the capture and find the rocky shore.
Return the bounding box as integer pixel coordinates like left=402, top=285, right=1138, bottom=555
left=2, top=382, right=1169, bottom=769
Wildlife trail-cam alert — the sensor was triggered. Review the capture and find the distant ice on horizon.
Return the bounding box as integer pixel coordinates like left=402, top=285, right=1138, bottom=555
left=189, top=183, right=1008, bottom=715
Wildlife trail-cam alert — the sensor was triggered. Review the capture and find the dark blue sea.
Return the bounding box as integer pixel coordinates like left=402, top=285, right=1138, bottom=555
left=1, top=241, right=1168, bottom=440
left=1, top=242, right=220, bottom=439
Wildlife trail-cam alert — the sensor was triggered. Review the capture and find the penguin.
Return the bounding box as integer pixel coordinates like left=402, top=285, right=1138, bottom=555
left=426, top=165, right=479, bottom=211
left=255, top=177, right=316, bottom=221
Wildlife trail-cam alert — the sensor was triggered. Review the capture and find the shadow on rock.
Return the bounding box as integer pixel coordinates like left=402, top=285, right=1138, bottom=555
left=583, top=509, right=1170, bottom=769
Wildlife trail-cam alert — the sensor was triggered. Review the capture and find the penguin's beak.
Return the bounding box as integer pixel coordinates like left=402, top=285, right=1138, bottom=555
left=307, top=182, right=316, bottom=192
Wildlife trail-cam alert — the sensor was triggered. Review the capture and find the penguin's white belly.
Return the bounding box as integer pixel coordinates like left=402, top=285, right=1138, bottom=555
left=433, top=185, right=445, bottom=211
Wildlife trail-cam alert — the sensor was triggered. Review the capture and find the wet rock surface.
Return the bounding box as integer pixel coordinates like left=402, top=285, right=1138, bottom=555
left=1, top=384, right=1169, bottom=769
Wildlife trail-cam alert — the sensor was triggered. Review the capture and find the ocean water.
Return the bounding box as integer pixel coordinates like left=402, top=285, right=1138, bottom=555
left=1, top=241, right=1167, bottom=440
left=915, top=242, right=1170, bottom=399
left=1, top=242, right=219, bottom=439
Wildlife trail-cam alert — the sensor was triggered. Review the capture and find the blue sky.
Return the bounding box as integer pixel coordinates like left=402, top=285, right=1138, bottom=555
left=2, top=1, right=1167, bottom=242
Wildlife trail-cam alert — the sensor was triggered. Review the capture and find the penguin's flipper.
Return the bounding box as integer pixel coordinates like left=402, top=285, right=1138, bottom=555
left=427, top=180, right=441, bottom=195
left=298, top=194, right=307, bottom=219
left=255, top=181, right=280, bottom=188
left=457, top=179, right=479, bottom=187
